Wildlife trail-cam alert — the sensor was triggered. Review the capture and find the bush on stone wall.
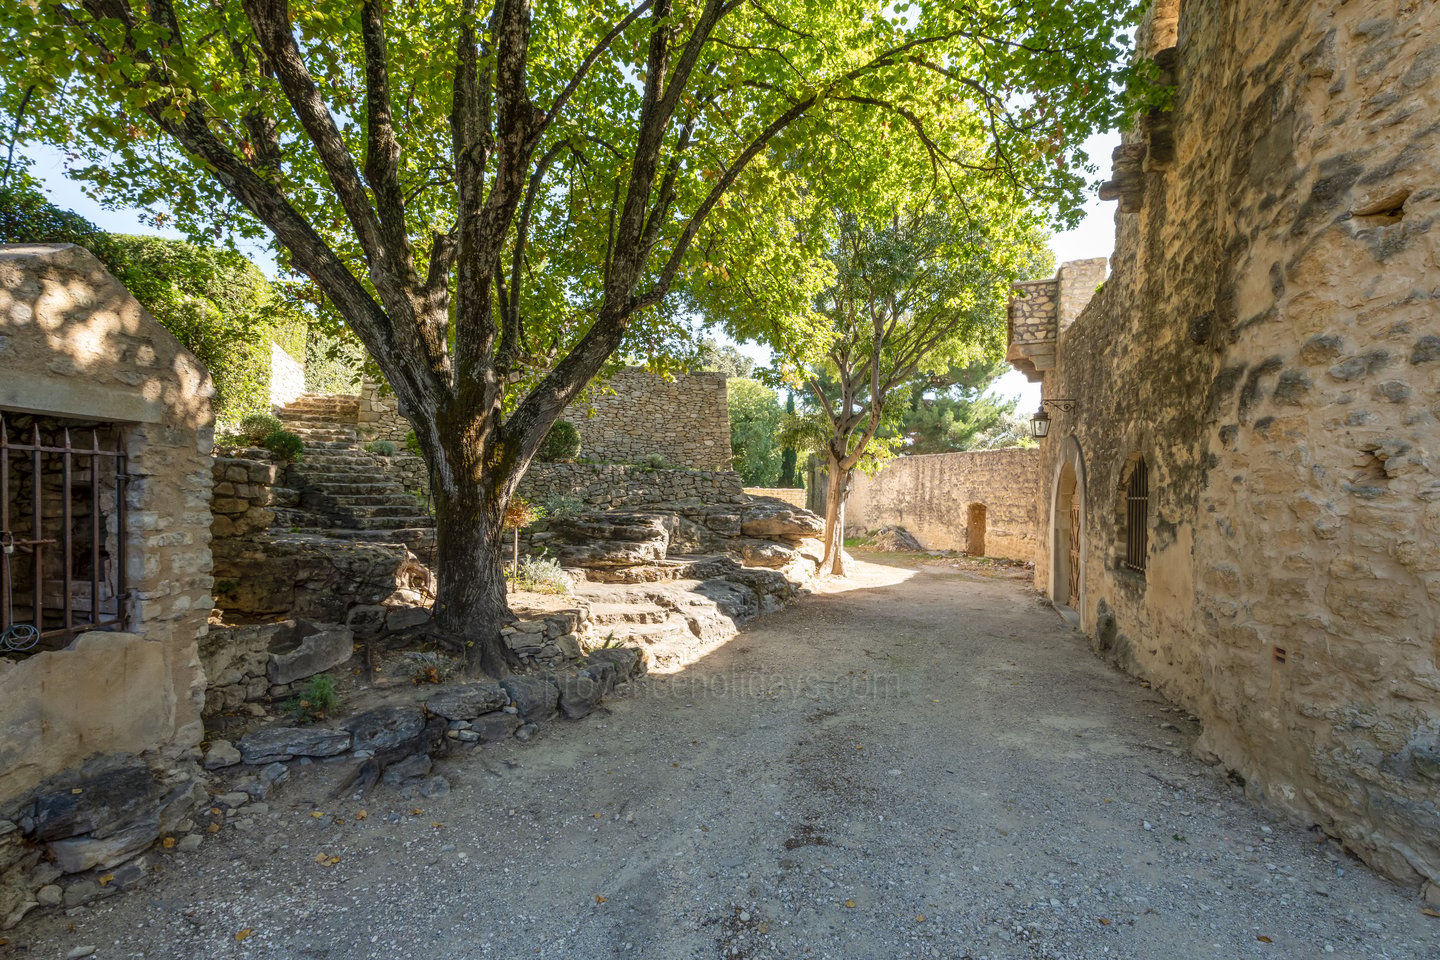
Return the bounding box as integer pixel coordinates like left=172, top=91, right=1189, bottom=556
left=538, top=419, right=582, bottom=461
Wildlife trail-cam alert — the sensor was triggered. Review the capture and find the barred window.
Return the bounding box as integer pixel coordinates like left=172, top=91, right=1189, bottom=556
left=1124, top=457, right=1149, bottom=573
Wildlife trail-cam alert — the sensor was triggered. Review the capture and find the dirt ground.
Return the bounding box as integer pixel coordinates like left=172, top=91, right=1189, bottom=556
left=11, top=556, right=1438, bottom=959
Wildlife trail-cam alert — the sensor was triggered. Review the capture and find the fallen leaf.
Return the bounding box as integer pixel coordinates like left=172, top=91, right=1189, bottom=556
left=844, top=899, right=856, bottom=908
left=854, top=745, right=863, bottom=751
left=592, top=813, right=603, bottom=819
left=699, top=825, right=710, bottom=832
left=1421, top=908, right=1440, bottom=918
left=432, top=822, right=444, bottom=829
left=210, top=807, right=222, bottom=816
left=161, top=836, right=176, bottom=849
left=1257, top=935, right=1273, bottom=943
left=309, top=811, right=324, bottom=819
left=410, top=808, right=424, bottom=816
left=915, top=914, right=926, bottom=923
left=327, top=856, right=341, bottom=866
left=671, top=762, right=680, bottom=767
left=71, top=788, right=84, bottom=795
left=314, top=852, right=328, bottom=864
left=235, top=928, right=253, bottom=942
left=207, top=823, right=221, bottom=833
left=98, top=874, right=114, bottom=888
left=1097, top=917, right=1112, bottom=926
left=355, top=810, right=368, bottom=821
left=594, top=895, right=607, bottom=904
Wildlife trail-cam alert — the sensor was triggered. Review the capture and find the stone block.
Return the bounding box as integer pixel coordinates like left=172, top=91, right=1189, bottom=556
left=425, top=683, right=508, bottom=721
left=499, top=675, right=560, bottom=722
left=236, top=727, right=351, bottom=764
left=267, top=624, right=355, bottom=685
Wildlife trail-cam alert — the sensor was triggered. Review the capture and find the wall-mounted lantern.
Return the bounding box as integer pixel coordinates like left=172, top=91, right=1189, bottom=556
left=1030, top=399, right=1077, bottom=439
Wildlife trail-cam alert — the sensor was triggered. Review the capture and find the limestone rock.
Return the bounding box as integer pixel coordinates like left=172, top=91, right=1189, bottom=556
left=551, top=667, right=610, bottom=720
left=203, top=740, right=242, bottom=770
left=500, top=675, right=560, bottom=722
left=586, top=647, right=645, bottom=679
left=868, top=526, right=923, bottom=552
left=237, top=726, right=351, bottom=764
left=35, top=884, right=61, bottom=908
left=472, top=712, right=522, bottom=742
left=739, top=499, right=824, bottom=538
left=267, top=624, right=355, bottom=685
left=29, top=757, right=157, bottom=843
left=381, top=753, right=431, bottom=784
left=343, top=706, right=427, bottom=757
left=425, top=683, right=508, bottom=721
left=47, top=819, right=157, bottom=873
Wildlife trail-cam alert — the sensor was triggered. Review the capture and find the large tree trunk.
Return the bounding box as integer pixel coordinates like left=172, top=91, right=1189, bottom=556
left=819, top=449, right=853, bottom=577
left=427, top=461, right=521, bottom=677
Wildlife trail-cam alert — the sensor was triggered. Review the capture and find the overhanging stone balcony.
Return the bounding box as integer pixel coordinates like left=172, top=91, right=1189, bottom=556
left=1006, top=278, right=1060, bottom=382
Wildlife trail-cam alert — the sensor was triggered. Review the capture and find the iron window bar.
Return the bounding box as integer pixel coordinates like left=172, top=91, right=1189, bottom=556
left=1, top=413, right=130, bottom=650
left=1124, top=458, right=1149, bottom=573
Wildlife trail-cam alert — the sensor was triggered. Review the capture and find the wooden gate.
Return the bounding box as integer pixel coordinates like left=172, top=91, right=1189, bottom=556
left=1067, top=493, right=1081, bottom=606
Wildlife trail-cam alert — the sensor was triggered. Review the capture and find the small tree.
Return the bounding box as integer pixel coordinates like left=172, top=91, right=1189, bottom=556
left=726, top=377, right=783, bottom=486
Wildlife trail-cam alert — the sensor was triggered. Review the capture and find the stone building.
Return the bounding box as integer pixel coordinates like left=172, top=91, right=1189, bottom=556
left=1011, top=0, right=1440, bottom=888
left=0, top=245, right=215, bottom=922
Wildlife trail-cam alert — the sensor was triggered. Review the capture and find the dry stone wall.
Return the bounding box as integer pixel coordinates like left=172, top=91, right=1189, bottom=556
left=845, top=449, right=1040, bottom=559
left=519, top=462, right=746, bottom=509
left=571, top=368, right=730, bottom=469
left=1024, top=0, right=1440, bottom=886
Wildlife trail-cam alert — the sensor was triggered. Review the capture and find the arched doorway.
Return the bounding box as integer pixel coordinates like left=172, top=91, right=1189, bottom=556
left=1051, top=438, right=1086, bottom=619
left=966, top=503, right=986, bottom=556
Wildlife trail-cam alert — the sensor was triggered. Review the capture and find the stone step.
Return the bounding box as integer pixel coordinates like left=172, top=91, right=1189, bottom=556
left=347, top=515, right=436, bottom=530
left=602, top=618, right=694, bottom=646
left=327, top=492, right=420, bottom=507
left=339, top=503, right=428, bottom=519
left=294, top=469, right=393, bottom=484
left=310, top=481, right=408, bottom=496
left=585, top=602, right=671, bottom=626
left=297, top=453, right=378, bottom=467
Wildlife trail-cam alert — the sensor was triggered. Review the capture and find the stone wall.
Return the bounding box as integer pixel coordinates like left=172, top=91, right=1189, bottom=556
left=519, top=462, right=746, bottom=509
left=210, top=456, right=277, bottom=540
left=268, top=342, right=306, bottom=410
left=0, top=244, right=213, bottom=801
left=355, top=379, right=412, bottom=447
left=1020, top=0, right=1440, bottom=886
left=571, top=368, right=730, bottom=469
left=845, top=449, right=1040, bottom=559
left=744, top=487, right=806, bottom=509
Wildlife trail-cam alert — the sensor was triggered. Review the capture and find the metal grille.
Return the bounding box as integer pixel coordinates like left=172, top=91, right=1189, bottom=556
left=1, top=413, right=130, bottom=651
left=1124, top=458, right=1149, bottom=573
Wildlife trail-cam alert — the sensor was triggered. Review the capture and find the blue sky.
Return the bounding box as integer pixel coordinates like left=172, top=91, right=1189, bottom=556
left=21, top=129, right=1121, bottom=414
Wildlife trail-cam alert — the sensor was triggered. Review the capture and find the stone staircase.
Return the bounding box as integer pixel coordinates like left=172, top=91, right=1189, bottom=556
left=275, top=394, right=436, bottom=561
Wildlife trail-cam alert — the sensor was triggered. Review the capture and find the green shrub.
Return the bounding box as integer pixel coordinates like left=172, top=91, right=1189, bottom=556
left=537, top=420, right=581, bottom=461
left=239, top=412, right=283, bottom=444
left=637, top=452, right=678, bottom=470
left=261, top=429, right=305, bottom=462
left=365, top=439, right=398, bottom=457
left=284, top=674, right=339, bottom=721
left=515, top=556, right=571, bottom=595
left=540, top=493, right=585, bottom=521
left=404, top=430, right=422, bottom=456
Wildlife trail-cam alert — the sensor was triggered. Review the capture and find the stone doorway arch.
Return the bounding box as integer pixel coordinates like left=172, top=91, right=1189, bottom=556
left=966, top=503, right=986, bottom=556
left=1050, top=438, right=1086, bottom=622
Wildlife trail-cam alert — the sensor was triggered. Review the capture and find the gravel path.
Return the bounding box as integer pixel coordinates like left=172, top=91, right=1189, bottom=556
left=13, top=558, right=1438, bottom=959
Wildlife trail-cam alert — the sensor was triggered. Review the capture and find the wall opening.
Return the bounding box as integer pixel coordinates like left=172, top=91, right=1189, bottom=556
left=966, top=503, right=987, bottom=556
left=1054, top=462, right=1082, bottom=610
left=1, top=413, right=130, bottom=654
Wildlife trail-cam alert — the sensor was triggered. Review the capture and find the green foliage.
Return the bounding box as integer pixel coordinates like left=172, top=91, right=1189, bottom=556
left=238, top=413, right=283, bottom=445
left=898, top=361, right=1036, bottom=453
left=365, top=439, right=399, bottom=457
left=0, top=178, right=312, bottom=421
left=261, top=429, right=304, bottom=463
left=404, top=430, right=422, bottom=457
left=539, top=494, right=584, bottom=521
left=636, top=453, right=680, bottom=471
left=537, top=420, right=581, bottom=462
left=695, top=338, right=756, bottom=379
left=284, top=673, right=339, bottom=722
left=778, top=393, right=800, bottom=488
left=514, top=557, right=572, bottom=596
left=727, top=378, right=784, bottom=486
